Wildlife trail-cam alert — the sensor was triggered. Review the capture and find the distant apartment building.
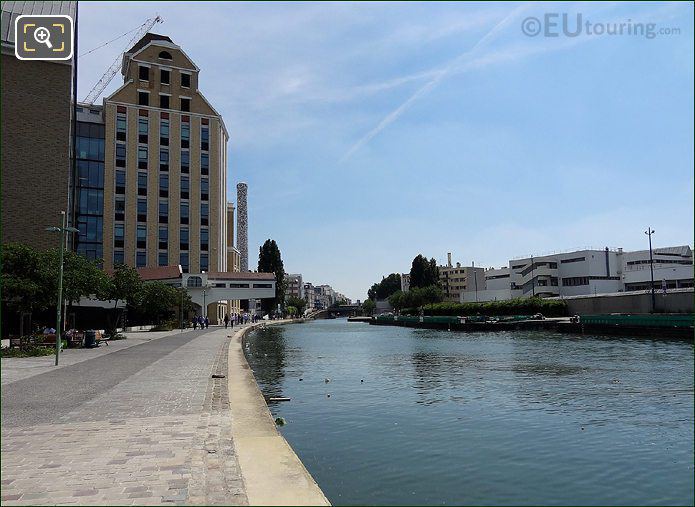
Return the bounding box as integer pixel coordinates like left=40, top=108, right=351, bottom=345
left=102, top=33, right=229, bottom=275
left=439, top=253, right=485, bottom=303
left=303, top=282, right=316, bottom=309
left=1, top=2, right=77, bottom=249
left=334, top=292, right=351, bottom=304
left=400, top=273, right=410, bottom=292
left=461, top=245, right=693, bottom=302
left=285, top=274, right=304, bottom=299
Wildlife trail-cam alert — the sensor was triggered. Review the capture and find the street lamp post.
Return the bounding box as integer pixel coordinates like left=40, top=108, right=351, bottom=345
left=645, top=227, right=656, bottom=313
left=45, top=211, right=79, bottom=366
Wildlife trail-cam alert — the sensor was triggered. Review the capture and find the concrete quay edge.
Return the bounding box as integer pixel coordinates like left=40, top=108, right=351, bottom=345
left=227, top=320, right=331, bottom=506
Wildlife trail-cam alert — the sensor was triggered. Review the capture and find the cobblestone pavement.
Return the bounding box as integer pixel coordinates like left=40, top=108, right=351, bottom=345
left=1, top=326, right=249, bottom=506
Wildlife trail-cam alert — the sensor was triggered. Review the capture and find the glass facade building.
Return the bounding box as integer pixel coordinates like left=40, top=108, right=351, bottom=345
left=75, top=107, right=105, bottom=262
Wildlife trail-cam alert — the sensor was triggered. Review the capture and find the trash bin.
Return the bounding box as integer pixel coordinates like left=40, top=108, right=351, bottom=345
left=84, top=330, right=96, bottom=348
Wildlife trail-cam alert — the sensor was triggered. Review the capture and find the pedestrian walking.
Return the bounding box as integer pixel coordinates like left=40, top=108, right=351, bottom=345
left=224, top=314, right=229, bottom=329
left=192, top=316, right=198, bottom=330
left=204, top=316, right=209, bottom=329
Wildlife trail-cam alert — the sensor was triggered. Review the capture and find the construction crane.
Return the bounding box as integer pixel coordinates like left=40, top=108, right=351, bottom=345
left=83, top=15, right=163, bottom=105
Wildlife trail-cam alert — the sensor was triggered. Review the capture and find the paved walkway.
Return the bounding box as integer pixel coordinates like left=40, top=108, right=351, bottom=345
left=1, top=325, right=250, bottom=506
left=1, top=329, right=185, bottom=386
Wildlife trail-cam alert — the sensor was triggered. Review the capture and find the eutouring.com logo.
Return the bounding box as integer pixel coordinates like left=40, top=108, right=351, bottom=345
left=521, top=13, right=681, bottom=40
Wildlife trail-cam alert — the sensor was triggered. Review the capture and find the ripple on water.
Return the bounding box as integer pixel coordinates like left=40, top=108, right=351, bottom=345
left=246, top=321, right=694, bottom=506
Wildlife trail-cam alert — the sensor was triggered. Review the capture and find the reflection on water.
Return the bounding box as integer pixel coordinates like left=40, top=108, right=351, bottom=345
left=245, top=320, right=694, bottom=506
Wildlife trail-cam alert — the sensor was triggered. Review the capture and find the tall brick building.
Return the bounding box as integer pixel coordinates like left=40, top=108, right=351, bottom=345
left=101, top=33, right=230, bottom=274
left=1, top=1, right=77, bottom=249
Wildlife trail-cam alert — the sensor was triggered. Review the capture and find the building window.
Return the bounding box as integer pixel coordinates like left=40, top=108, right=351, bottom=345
left=180, top=201, right=189, bottom=225
left=200, top=253, right=208, bottom=272
left=201, top=126, right=209, bottom=151
left=201, top=153, right=209, bottom=175
left=180, top=252, right=189, bottom=273
left=159, top=200, right=168, bottom=224
left=159, top=50, right=172, bottom=60
left=180, top=227, right=189, bottom=251
left=161, top=69, right=170, bottom=85
left=159, top=173, right=168, bottom=197
left=159, top=94, right=169, bottom=109
left=181, top=72, right=191, bottom=88
left=115, top=169, right=126, bottom=194
left=115, top=197, right=125, bottom=221
left=77, top=160, right=104, bottom=188
left=181, top=120, right=190, bottom=148
left=200, top=228, right=208, bottom=251
left=78, top=188, right=104, bottom=215
left=562, top=277, right=590, bottom=287
left=137, top=172, right=147, bottom=196
left=139, top=65, right=149, bottom=81
left=180, top=175, right=189, bottom=199
left=201, top=202, right=209, bottom=226
left=159, top=148, right=169, bottom=172
left=113, top=249, right=124, bottom=265
left=114, top=223, right=124, bottom=248
left=159, top=251, right=168, bottom=266
left=187, top=276, right=202, bottom=288
left=160, top=117, right=169, bottom=146
left=178, top=150, right=189, bottom=173
left=138, top=117, right=148, bottom=143
left=115, top=143, right=126, bottom=168
left=200, top=178, right=209, bottom=201
left=116, top=113, right=127, bottom=141
left=136, top=250, right=147, bottom=268
left=137, top=224, right=147, bottom=249
left=138, top=146, right=148, bottom=170
left=137, top=198, right=147, bottom=222
left=158, top=226, right=168, bottom=250
left=180, top=97, right=190, bottom=112
left=138, top=91, right=149, bottom=106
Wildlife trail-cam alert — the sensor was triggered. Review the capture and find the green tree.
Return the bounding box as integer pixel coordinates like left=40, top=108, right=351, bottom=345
left=135, top=282, right=180, bottom=324
left=1, top=243, right=109, bottom=333
left=0, top=243, right=51, bottom=316
left=258, top=239, right=286, bottom=314
left=286, top=296, right=306, bottom=315
left=98, top=264, right=142, bottom=337
left=367, top=273, right=402, bottom=301
left=409, top=254, right=440, bottom=289
left=362, top=298, right=376, bottom=315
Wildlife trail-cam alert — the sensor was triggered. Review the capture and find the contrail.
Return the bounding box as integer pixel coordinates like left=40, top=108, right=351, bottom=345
left=339, top=4, right=530, bottom=163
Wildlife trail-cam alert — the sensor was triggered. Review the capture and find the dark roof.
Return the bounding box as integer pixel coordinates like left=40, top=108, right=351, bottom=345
left=137, top=265, right=182, bottom=281
left=126, top=33, right=174, bottom=55
left=206, top=272, right=276, bottom=281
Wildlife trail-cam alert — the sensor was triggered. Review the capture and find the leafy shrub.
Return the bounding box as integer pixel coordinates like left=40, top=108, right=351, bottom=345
left=1, top=345, right=55, bottom=358
left=401, top=297, right=568, bottom=317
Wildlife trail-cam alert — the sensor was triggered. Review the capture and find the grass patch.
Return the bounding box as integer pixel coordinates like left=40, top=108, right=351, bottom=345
left=1, top=346, right=55, bottom=358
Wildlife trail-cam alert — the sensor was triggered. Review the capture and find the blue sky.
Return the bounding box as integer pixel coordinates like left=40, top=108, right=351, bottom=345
left=78, top=1, right=694, bottom=301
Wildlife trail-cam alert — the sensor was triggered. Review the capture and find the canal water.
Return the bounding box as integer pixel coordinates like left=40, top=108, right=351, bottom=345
left=245, top=319, right=694, bottom=506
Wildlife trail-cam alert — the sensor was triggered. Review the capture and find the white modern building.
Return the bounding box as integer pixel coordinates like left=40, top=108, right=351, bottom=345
left=622, top=245, right=693, bottom=291
left=461, top=245, right=693, bottom=303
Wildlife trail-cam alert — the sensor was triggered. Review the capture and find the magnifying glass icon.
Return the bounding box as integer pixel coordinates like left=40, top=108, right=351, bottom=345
left=34, top=27, right=53, bottom=49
